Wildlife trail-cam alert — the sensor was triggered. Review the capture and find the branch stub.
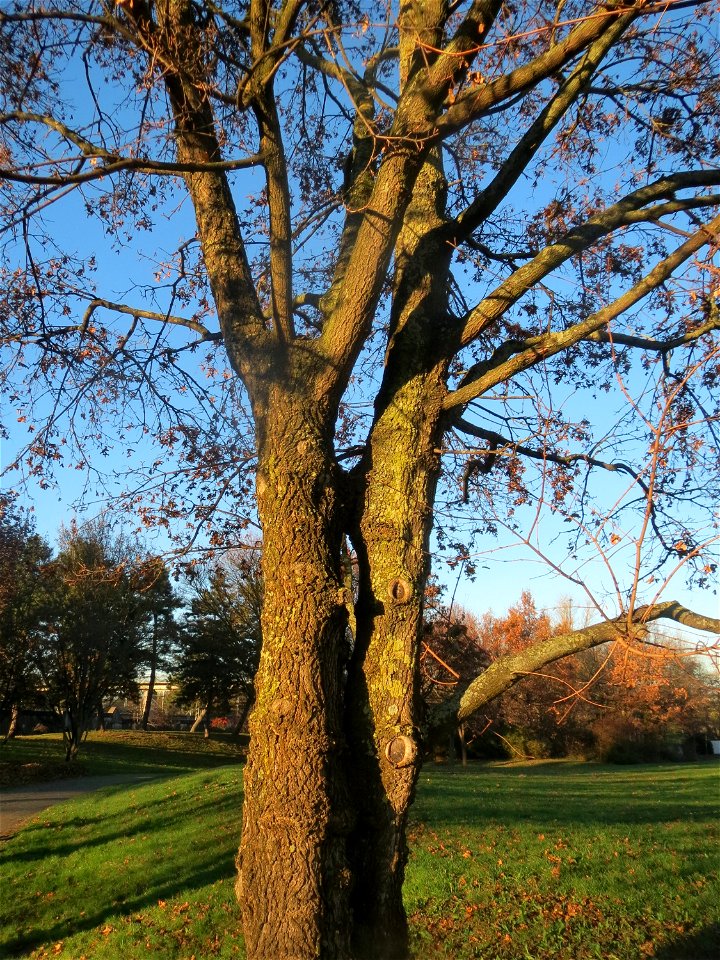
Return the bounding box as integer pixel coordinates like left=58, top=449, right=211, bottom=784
left=387, top=577, right=412, bottom=605
left=385, top=734, right=417, bottom=768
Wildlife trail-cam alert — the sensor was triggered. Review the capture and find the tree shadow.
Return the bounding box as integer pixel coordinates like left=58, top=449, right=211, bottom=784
left=0, top=775, right=244, bottom=957
left=654, top=922, right=720, bottom=959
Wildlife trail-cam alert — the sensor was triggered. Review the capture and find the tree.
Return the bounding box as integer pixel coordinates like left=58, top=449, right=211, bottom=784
left=423, top=593, right=720, bottom=761
left=1, top=1, right=719, bottom=956
left=584, top=628, right=720, bottom=760
left=137, top=558, right=181, bottom=731
left=0, top=504, right=52, bottom=737
left=172, top=552, right=262, bottom=736
left=37, top=520, right=153, bottom=760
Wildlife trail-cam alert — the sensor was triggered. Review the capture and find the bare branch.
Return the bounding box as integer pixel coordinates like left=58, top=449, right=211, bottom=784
left=443, top=209, right=720, bottom=411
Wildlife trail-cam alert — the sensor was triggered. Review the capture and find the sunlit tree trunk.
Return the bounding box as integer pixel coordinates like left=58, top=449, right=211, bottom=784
left=237, top=394, right=354, bottom=959
left=347, top=364, right=447, bottom=958
left=191, top=701, right=212, bottom=736
left=141, top=615, right=158, bottom=730
left=5, top=703, right=19, bottom=740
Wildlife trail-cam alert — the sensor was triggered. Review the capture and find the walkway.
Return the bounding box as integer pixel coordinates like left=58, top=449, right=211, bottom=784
left=0, top=774, right=158, bottom=839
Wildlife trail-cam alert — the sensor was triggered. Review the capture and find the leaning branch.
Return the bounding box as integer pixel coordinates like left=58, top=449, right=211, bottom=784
left=454, top=171, right=720, bottom=352
left=430, top=601, right=720, bottom=729
left=584, top=312, right=720, bottom=352
left=434, top=0, right=643, bottom=139
left=448, top=6, right=635, bottom=242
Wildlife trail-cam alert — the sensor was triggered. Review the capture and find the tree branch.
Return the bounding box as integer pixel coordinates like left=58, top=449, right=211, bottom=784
left=5, top=297, right=220, bottom=345
left=429, top=601, right=720, bottom=728
left=444, top=210, right=720, bottom=410
left=447, top=6, right=635, bottom=241
left=434, top=0, right=644, bottom=139
left=454, top=171, right=720, bottom=351
left=585, top=312, right=720, bottom=352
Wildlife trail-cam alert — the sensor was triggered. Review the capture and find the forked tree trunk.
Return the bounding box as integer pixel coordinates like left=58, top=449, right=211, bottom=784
left=191, top=702, right=211, bottom=735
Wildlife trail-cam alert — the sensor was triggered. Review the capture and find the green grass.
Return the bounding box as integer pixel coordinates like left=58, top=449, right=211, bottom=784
left=0, top=731, right=247, bottom=786
left=406, top=761, right=720, bottom=959
left=1, top=760, right=718, bottom=959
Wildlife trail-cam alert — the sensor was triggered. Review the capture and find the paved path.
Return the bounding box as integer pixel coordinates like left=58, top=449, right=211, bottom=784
left=0, top=774, right=159, bottom=839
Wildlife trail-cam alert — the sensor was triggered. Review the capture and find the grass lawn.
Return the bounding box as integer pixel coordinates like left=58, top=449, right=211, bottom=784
left=0, top=760, right=718, bottom=959
left=0, top=731, right=247, bottom=787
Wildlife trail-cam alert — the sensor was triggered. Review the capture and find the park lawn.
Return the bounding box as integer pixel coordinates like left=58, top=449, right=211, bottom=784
left=405, top=761, right=720, bottom=959
left=0, top=731, right=248, bottom=786
left=0, top=761, right=718, bottom=959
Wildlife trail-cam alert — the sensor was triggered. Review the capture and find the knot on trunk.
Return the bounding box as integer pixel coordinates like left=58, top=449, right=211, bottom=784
left=387, top=577, right=412, bottom=605
left=384, top=734, right=417, bottom=768
left=270, top=698, right=293, bottom=725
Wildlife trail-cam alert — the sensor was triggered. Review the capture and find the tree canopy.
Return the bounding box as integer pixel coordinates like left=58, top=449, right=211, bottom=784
left=1, top=1, right=719, bottom=958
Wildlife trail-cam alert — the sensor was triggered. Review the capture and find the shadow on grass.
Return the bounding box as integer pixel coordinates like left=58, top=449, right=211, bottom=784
left=654, top=922, right=720, bottom=959
left=1, top=789, right=225, bottom=865
left=2, top=733, right=246, bottom=780
left=0, top=774, right=244, bottom=957
left=414, top=762, right=718, bottom=828
left=78, top=735, right=246, bottom=772
left=1, top=861, right=234, bottom=957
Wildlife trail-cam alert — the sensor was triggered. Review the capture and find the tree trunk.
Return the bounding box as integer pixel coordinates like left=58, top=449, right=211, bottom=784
left=343, top=145, right=451, bottom=955
left=191, top=702, right=210, bottom=734
left=346, top=358, right=448, bottom=957
left=63, top=708, right=80, bottom=762
left=459, top=723, right=468, bottom=767
left=141, top=616, right=157, bottom=730
left=5, top=703, right=19, bottom=740
left=237, top=398, right=353, bottom=960
left=230, top=690, right=254, bottom=740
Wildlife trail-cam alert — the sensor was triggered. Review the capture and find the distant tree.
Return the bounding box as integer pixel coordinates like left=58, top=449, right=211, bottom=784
left=585, top=632, right=720, bottom=760
left=0, top=505, right=52, bottom=738
left=37, top=519, right=151, bottom=760
left=173, top=553, right=262, bottom=738
left=137, top=558, right=181, bottom=731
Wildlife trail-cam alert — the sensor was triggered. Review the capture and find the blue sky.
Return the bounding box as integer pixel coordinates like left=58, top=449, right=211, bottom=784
left=1, top=3, right=718, bottom=636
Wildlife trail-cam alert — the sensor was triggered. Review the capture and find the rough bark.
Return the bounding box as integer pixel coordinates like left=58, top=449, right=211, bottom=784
left=345, top=148, right=453, bottom=958
left=5, top=5, right=714, bottom=958
left=236, top=392, right=353, bottom=960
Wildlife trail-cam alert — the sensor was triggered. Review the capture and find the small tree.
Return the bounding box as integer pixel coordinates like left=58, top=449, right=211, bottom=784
left=0, top=504, right=51, bottom=738
left=137, top=558, right=181, bottom=730
left=37, top=520, right=151, bottom=760
left=173, top=554, right=262, bottom=737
